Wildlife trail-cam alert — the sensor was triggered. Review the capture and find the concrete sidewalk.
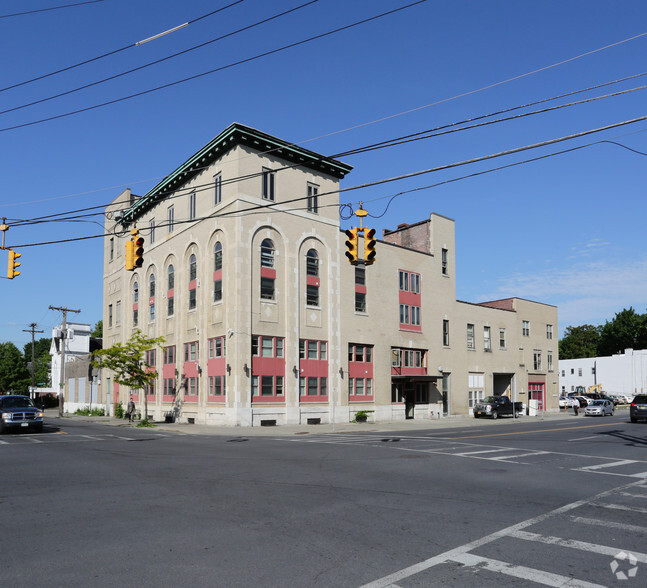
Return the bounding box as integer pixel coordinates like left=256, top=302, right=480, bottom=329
left=51, top=408, right=588, bottom=437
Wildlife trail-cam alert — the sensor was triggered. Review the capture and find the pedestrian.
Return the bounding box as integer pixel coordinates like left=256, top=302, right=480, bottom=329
left=572, top=396, right=579, bottom=416
left=126, top=397, right=136, bottom=422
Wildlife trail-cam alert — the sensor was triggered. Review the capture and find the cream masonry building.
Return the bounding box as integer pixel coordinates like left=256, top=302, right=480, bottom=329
left=102, top=123, right=558, bottom=426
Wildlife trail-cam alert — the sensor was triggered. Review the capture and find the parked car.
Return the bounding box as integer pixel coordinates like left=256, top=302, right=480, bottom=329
left=584, top=399, right=615, bottom=417
left=574, top=396, right=590, bottom=407
left=0, top=395, right=44, bottom=433
left=559, top=396, right=573, bottom=408
left=630, top=394, right=647, bottom=423
left=473, top=396, right=523, bottom=419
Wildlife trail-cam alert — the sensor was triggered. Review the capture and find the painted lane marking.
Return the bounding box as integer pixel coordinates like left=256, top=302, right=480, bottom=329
left=569, top=436, right=599, bottom=441
left=571, top=516, right=647, bottom=534
left=451, top=448, right=513, bottom=456
left=360, top=478, right=646, bottom=588
left=452, top=422, right=623, bottom=440
left=448, top=552, right=605, bottom=588
left=580, top=460, right=637, bottom=471
left=591, top=502, right=647, bottom=514
left=511, top=529, right=647, bottom=563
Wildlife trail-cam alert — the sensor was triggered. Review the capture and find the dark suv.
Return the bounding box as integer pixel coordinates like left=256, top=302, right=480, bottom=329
left=0, top=395, right=44, bottom=433
left=630, top=395, right=647, bottom=423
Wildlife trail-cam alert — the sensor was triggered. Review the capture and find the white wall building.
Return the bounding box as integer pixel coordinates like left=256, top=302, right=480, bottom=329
left=559, top=348, right=647, bottom=399
left=37, top=323, right=102, bottom=412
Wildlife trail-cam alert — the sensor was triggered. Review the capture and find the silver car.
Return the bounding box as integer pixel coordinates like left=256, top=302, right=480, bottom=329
left=584, top=399, right=614, bottom=417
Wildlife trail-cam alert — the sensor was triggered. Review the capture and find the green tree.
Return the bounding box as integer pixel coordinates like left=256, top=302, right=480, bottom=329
left=23, top=338, right=52, bottom=389
left=0, top=342, right=31, bottom=394
left=597, top=307, right=647, bottom=357
left=91, top=330, right=164, bottom=424
left=558, top=325, right=600, bottom=360
left=91, top=320, right=103, bottom=338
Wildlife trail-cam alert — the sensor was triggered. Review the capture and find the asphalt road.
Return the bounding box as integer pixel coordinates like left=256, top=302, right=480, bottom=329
left=1, top=413, right=646, bottom=587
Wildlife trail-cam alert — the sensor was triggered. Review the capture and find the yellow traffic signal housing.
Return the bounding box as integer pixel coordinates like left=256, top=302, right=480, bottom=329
left=364, top=228, right=377, bottom=266
left=125, top=239, right=135, bottom=270
left=344, top=228, right=359, bottom=266
left=133, top=235, right=144, bottom=268
left=7, top=249, right=21, bottom=279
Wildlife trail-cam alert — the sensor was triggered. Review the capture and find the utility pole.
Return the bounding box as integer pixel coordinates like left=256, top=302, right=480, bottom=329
left=49, top=306, right=81, bottom=417
left=22, top=323, right=44, bottom=399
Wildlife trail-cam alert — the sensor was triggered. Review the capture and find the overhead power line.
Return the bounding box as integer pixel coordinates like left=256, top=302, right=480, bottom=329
left=6, top=75, right=647, bottom=228
left=0, top=0, right=427, bottom=133
left=0, top=0, right=317, bottom=115
left=0, top=1, right=103, bottom=19
left=9, top=115, right=647, bottom=248
left=0, top=1, right=245, bottom=93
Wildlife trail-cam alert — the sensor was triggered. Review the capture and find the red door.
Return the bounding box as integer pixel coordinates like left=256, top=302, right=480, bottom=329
left=529, top=383, right=545, bottom=410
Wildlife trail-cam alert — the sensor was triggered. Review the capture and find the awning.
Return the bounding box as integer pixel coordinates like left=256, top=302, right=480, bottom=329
left=391, top=375, right=440, bottom=382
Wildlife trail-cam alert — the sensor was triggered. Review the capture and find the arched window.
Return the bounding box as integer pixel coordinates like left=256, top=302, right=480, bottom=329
left=260, top=239, right=274, bottom=268
left=149, top=274, right=156, bottom=298
left=167, top=265, right=175, bottom=317
left=260, top=239, right=275, bottom=300
left=214, top=242, right=223, bottom=302
left=133, top=281, right=139, bottom=303
left=189, top=254, right=197, bottom=310
left=306, top=249, right=318, bottom=276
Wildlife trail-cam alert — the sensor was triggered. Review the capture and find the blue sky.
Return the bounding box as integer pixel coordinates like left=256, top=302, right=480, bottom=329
left=1, top=0, right=646, bottom=348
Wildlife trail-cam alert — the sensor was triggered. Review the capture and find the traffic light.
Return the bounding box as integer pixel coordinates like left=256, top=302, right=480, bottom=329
left=132, top=228, right=144, bottom=268
left=125, top=239, right=134, bottom=270
left=364, top=228, right=377, bottom=266
left=344, top=227, right=359, bottom=265
left=7, top=249, right=21, bottom=279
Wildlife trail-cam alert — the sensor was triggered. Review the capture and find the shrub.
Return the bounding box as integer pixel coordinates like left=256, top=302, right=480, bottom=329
left=114, top=402, right=124, bottom=419
left=74, top=407, right=106, bottom=416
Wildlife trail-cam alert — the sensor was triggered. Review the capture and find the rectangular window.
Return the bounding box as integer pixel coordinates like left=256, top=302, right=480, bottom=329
left=214, top=173, right=222, bottom=205
left=214, top=279, right=222, bottom=302
left=522, top=320, right=530, bottom=337
left=149, top=302, right=155, bottom=322
left=534, top=350, right=542, bottom=371
left=116, top=300, right=121, bottom=326
left=484, top=326, right=491, bottom=351
left=189, top=288, right=196, bottom=310
left=149, top=219, right=155, bottom=244
left=184, top=342, right=198, bottom=362
left=208, top=337, right=225, bottom=358
left=261, top=337, right=274, bottom=358
left=442, top=248, right=448, bottom=275
left=467, top=323, right=475, bottom=349
left=209, top=375, right=225, bottom=396
left=164, top=378, right=176, bottom=396
left=189, top=191, right=196, bottom=220
left=262, top=168, right=275, bottom=201
left=163, top=346, right=176, bottom=365
left=307, top=183, right=319, bottom=213
left=355, top=267, right=365, bottom=286
left=546, top=324, right=553, bottom=340
left=547, top=351, right=553, bottom=372
left=306, top=284, right=319, bottom=306
left=355, top=292, right=366, bottom=313
left=167, top=296, right=174, bottom=317
left=133, top=307, right=138, bottom=327
left=109, top=237, right=114, bottom=261
left=167, top=206, right=174, bottom=233
left=260, top=277, right=275, bottom=300
left=399, top=271, right=409, bottom=292
left=108, top=304, right=113, bottom=327
left=499, top=328, right=506, bottom=349
left=443, top=319, right=450, bottom=346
